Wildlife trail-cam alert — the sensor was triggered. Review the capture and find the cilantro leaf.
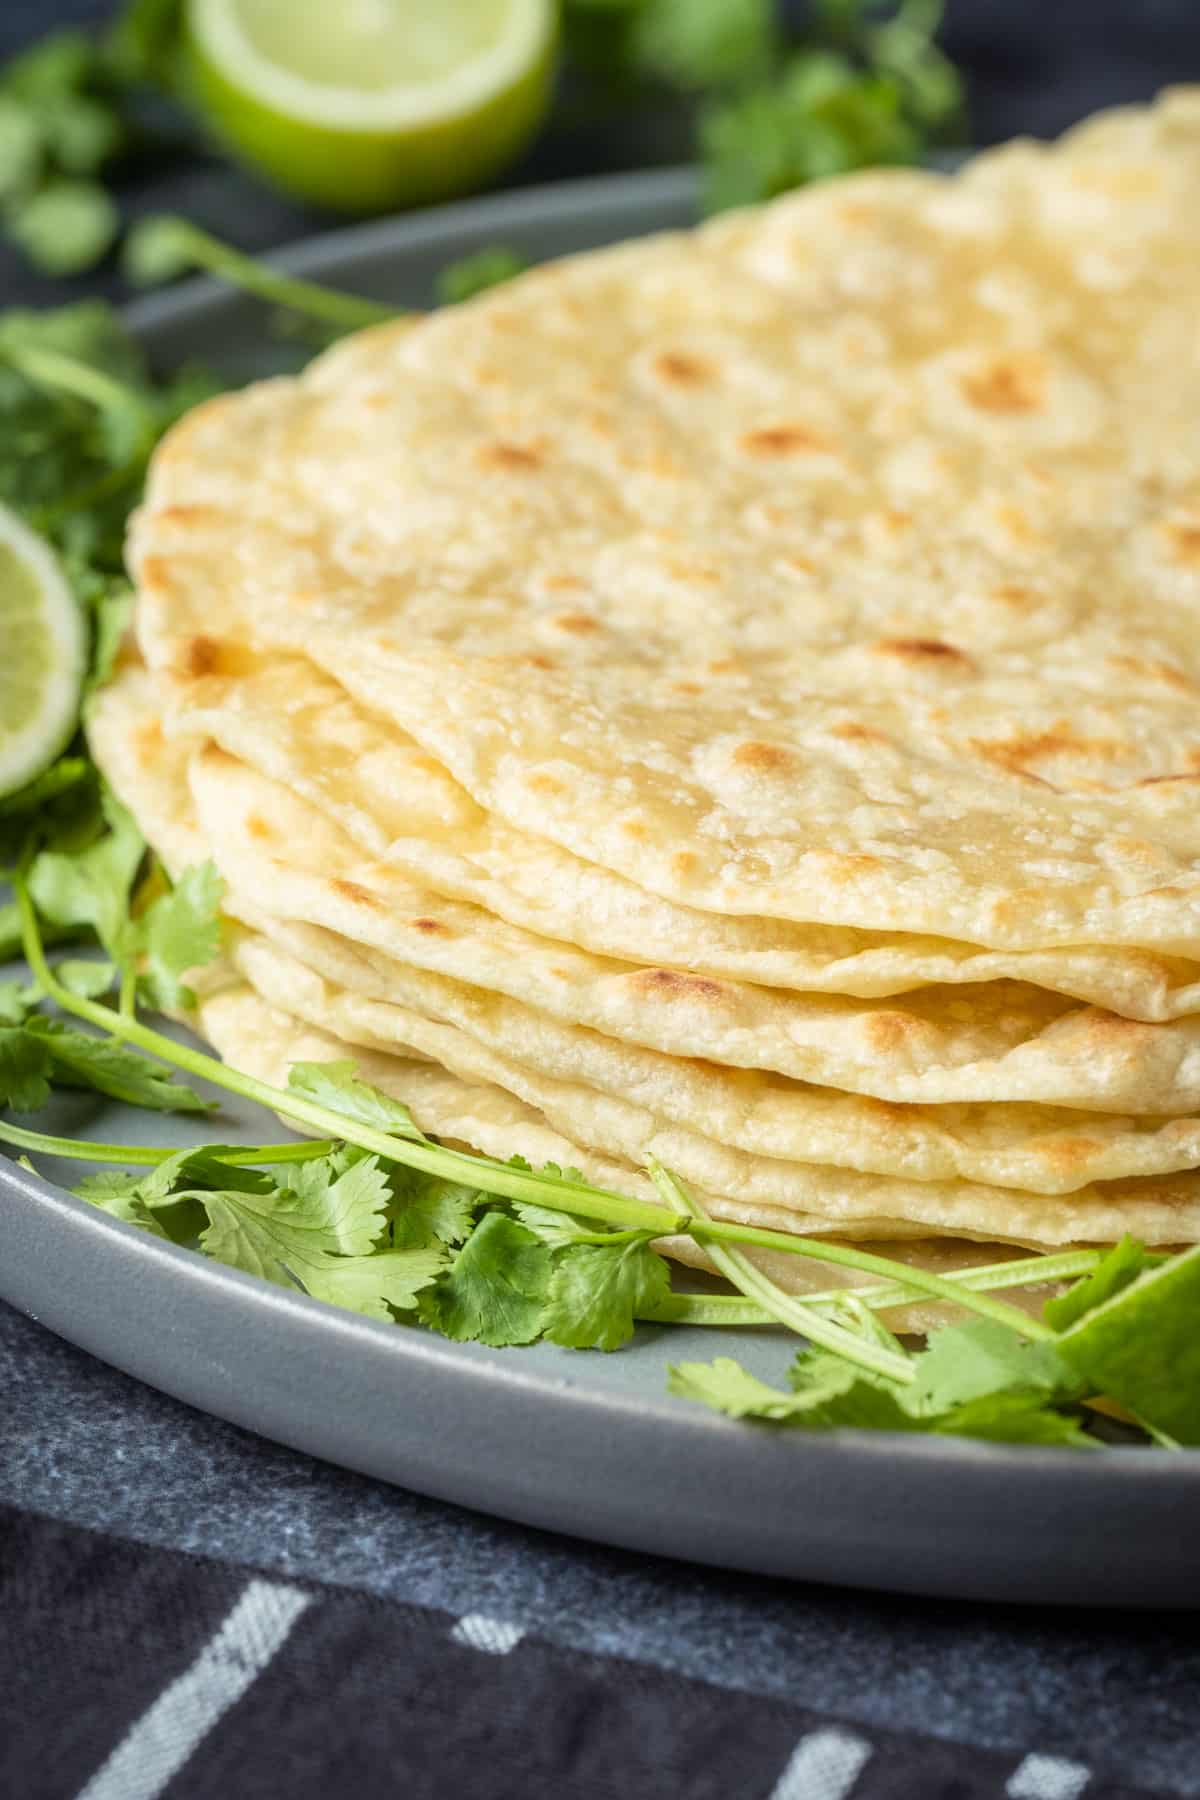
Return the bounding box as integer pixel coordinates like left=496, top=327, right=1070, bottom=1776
left=631, top=0, right=779, bottom=90
left=904, top=1320, right=1081, bottom=1414
left=542, top=1237, right=672, bottom=1351
left=283, top=1152, right=393, bottom=1257
left=22, top=1015, right=208, bottom=1112
left=700, top=51, right=921, bottom=214
left=27, top=788, right=144, bottom=965
left=0, top=980, right=35, bottom=1026
left=302, top=1248, right=444, bottom=1321
left=56, top=958, right=117, bottom=1000
left=672, top=1351, right=1093, bottom=1443
left=389, top=1169, right=480, bottom=1250
left=436, top=247, right=529, bottom=305
left=135, top=860, right=224, bottom=1010
left=668, top=1353, right=913, bottom=1427
left=0, top=1026, right=52, bottom=1111
left=196, top=1155, right=439, bottom=1321
left=7, top=179, right=121, bottom=277
left=419, top=1212, right=553, bottom=1346
left=930, top=1393, right=1095, bottom=1448
left=286, top=1060, right=425, bottom=1139
left=510, top=1200, right=602, bottom=1247
left=1043, top=1235, right=1154, bottom=1333
left=73, top=1169, right=186, bottom=1240
left=1058, top=1244, right=1200, bottom=1445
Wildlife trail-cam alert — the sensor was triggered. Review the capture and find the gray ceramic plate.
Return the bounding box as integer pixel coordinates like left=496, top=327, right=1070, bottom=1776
left=3, top=170, right=1199, bottom=1609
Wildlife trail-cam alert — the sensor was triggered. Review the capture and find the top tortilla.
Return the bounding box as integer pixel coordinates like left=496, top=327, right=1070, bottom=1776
left=131, top=89, right=1200, bottom=955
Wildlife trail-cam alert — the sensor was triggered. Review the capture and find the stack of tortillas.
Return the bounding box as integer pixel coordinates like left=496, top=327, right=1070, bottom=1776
left=91, top=90, right=1200, bottom=1315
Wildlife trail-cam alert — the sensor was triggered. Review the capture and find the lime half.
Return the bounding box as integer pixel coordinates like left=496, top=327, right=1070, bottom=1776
left=186, top=0, right=558, bottom=213
left=0, top=506, right=87, bottom=801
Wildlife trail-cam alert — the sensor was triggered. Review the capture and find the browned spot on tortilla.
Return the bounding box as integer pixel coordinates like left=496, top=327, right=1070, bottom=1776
left=960, top=354, right=1047, bottom=414
left=1109, top=654, right=1195, bottom=692
left=1084, top=1010, right=1153, bottom=1051
left=972, top=726, right=1131, bottom=775
left=410, top=917, right=452, bottom=936
left=628, top=968, right=728, bottom=1003
left=477, top=440, right=544, bottom=472
left=732, top=740, right=795, bottom=773
left=740, top=424, right=834, bottom=457
left=832, top=721, right=889, bottom=744
left=543, top=573, right=584, bottom=592
left=245, top=813, right=274, bottom=841
left=332, top=878, right=381, bottom=910
left=1138, top=772, right=1200, bottom=787
left=156, top=505, right=219, bottom=527
left=664, top=558, right=720, bottom=585
left=862, top=1096, right=919, bottom=1128
left=708, top=658, right=741, bottom=675
left=181, top=637, right=259, bottom=680
left=672, top=681, right=703, bottom=696
left=989, top=582, right=1037, bottom=610
left=527, top=773, right=564, bottom=797
left=653, top=351, right=713, bottom=386
left=821, top=853, right=884, bottom=883
left=1042, top=1136, right=1104, bottom=1173
left=785, top=553, right=817, bottom=574
left=1158, top=519, right=1200, bottom=564
left=621, top=820, right=649, bottom=841
left=982, top=505, right=1041, bottom=551
left=671, top=850, right=696, bottom=876
left=134, top=719, right=162, bottom=759
left=874, top=637, right=970, bottom=665
left=526, top=654, right=556, bottom=671
left=113, top=635, right=141, bottom=674
left=864, top=1011, right=922, bottom=1054
left=138, top=555, right=174, bottom=594
left=553, top=612, right=600, bottom=634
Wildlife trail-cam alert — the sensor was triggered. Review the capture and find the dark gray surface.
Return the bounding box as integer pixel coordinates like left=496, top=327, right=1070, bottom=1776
left=2, top=174, right=1200, bottom=1620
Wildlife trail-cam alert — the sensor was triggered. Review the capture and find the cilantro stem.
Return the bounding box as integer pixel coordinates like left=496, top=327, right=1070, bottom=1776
left=151, top=222, right=397, bottom=331
left=640, top=1251, right=1105, bottom=1329
left=1, top=344, right=147, bottom=420
left=646, top=1293, right=773, bottom=1326
left=0, top=1119, right=336, bottom=1169
left=689, top=1219, right=1058, bottom=1341
left=649, top=1161, right=915, bottom=1383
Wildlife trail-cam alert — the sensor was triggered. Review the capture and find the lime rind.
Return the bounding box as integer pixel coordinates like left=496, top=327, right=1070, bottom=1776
left=185, top=0, right=557, bottom=214
left=0, top=505, right=87, bottom=802
left=191, top=0, right=553, bottom=130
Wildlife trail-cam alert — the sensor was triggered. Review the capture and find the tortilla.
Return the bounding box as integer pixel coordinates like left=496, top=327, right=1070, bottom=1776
left=131, top=90, right=1200, bottom=954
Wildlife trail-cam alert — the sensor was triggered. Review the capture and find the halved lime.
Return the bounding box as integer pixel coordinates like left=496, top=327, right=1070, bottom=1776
left=185, top=0, right=558, bottom=214
left=0, top=506, right=87, bottom=802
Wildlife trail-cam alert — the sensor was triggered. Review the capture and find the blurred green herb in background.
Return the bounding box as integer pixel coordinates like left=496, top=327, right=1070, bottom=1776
left=0, top=0, right=965, bottom=280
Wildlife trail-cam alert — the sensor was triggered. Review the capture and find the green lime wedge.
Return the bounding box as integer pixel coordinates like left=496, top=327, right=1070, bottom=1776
left=0, top=506, right=87, bottom=802
left=185, top=0, right=558, bottom=213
